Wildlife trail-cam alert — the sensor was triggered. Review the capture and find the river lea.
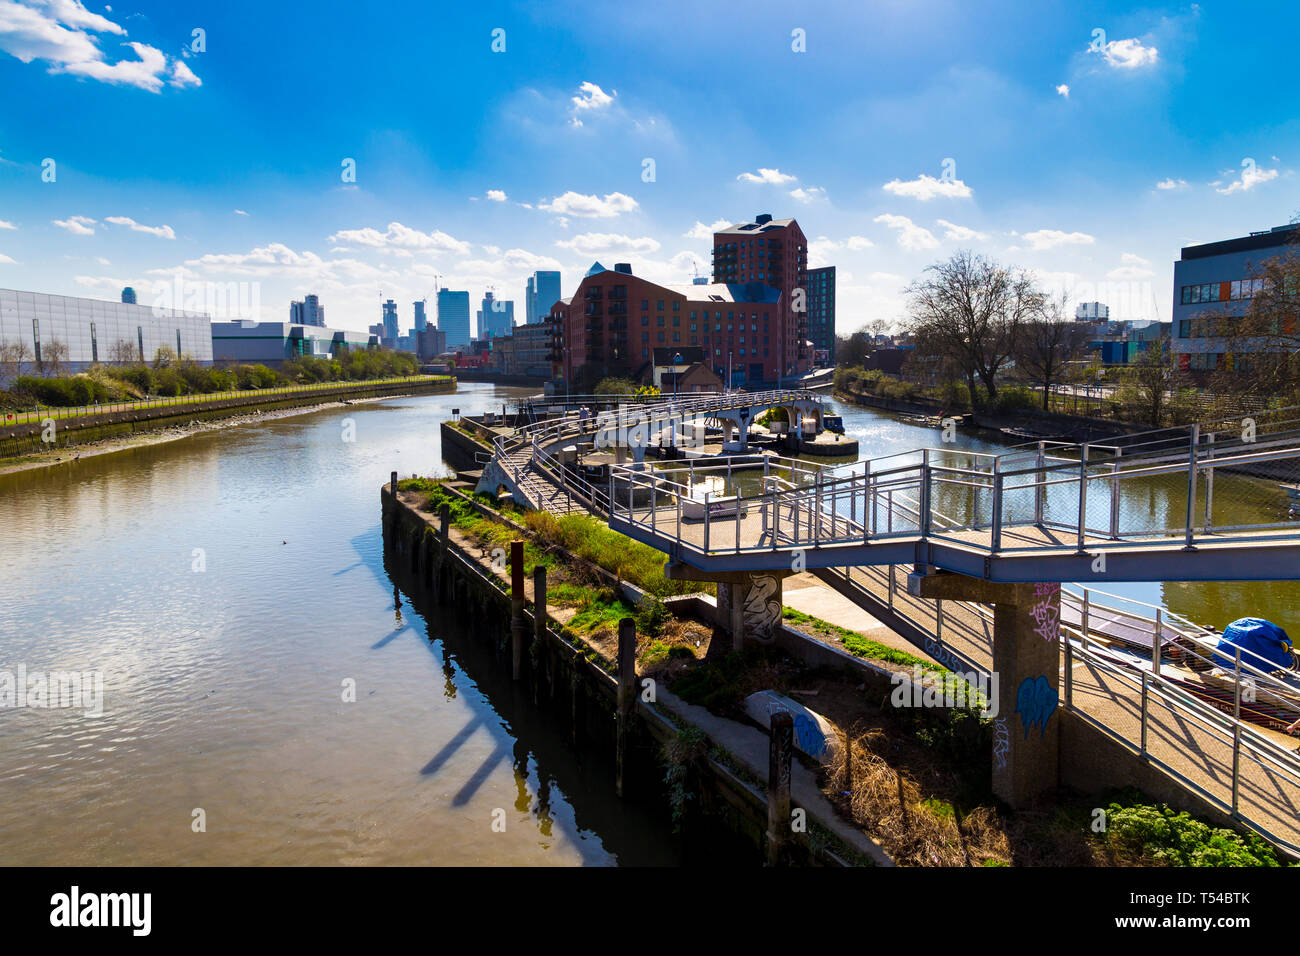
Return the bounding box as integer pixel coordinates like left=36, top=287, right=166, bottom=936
left=0, top=382, right=1293, bottom=864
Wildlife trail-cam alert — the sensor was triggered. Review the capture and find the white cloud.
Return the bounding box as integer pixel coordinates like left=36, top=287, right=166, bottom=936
left=684, top=219, right=730, bottom=240
left=1216, top=162, right=1279, bottom=195
left=1108, top=254, right=1154, bottom=279
left=571, top=81, right=614, bottom=112
left=1121, top=252, right=1150, bottom=266
left=454, top=247, right=565, bottom=275
left=0, top=1, right=201, bottom=93
left=539, top=191, right=638, bottom=218
left=485, top=189, right=507, bottom=202
left=882, top=174, right=973, bottom=200
left=1096, top=37, right=1159, bottom=69
left=105, top=215, right=175, bottom=239
left=789, top=186, right=826, bottom=203
left=873, top=214, right=939, bottom=252
left=845, top=236, right=874, bottom=251
left=0, top=252, right=15, bottom=264
left=0, top=219, right=15, bottom=230
left=170, top=58, right=200, bottom=88
left=935, top=219, right=988, bottom=241
left=328, top=221, right=470, bottom=255
left=1155, top=177, right=1187, bottom=190
left=234, top=209, right=249, bottom=216
left=1022, top=229, right=1095, bottom=250
left=736, top=168, right=796, bottom=185
left=555, top=233, right=661, bottom=256
left=1056, top=84, right=1070, bottom=98
left=52, top=214, right=95, bottom=235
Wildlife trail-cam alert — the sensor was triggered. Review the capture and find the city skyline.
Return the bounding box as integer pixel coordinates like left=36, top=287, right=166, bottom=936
left=0, top=1, right=1296, bottom=337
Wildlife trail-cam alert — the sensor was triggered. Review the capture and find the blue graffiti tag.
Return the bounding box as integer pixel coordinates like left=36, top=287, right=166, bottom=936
left=793, top=713, right=828, bottom=758
left=1014, top=675, right=1058, bottom=739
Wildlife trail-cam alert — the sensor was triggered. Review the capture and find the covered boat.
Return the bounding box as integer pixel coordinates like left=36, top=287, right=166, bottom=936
left=1211, top=618, right=1294, bottom=673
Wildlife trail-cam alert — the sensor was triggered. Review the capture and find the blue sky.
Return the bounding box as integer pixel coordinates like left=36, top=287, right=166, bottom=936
left=0, top=0, right=1296, bottom=335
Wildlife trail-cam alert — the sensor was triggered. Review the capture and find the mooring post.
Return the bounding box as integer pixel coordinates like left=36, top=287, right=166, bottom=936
left=616, top=617, right=637, bottom=799
left=767, top=710, right=794, bottom=866
left=438, top=503, right=450, bottom=564
left=510, top=540, right=525, bottom=681
left=533, top=564, right=547, bottom=644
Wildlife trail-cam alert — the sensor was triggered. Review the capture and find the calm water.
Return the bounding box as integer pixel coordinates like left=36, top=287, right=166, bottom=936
left=0, top=383, right=695, bottom=866
left=0, top=384, right=1294, bottom=865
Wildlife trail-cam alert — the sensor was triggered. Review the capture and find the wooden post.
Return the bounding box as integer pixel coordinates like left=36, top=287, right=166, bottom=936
left=438, top=503, right=450, bottom=562
left=767, top=711, right=793, bottom=866
left=391, top=470, right=398, bottom=495
left=616, top=617, right=637, bottom=799
left=533, top=564, right=547, bottom=644
left=510, top=541, right=525, bottom=681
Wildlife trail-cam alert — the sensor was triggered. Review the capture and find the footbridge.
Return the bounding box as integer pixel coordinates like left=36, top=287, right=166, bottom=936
left=476, top=391, right=1300, bottom=854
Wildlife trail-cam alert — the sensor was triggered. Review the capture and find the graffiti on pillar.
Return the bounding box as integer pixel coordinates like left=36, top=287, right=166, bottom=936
left=992, top=717, right=1010, bottom=771
left=1014, top=675, right=1058, bottom=739
left=1030, top=582, right=1061, bottom=643
left=743, top=574, right=782, bottom=643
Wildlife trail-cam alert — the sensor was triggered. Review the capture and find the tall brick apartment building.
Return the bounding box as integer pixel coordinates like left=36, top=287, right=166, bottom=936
left=547, top=213, right=812, bottom=390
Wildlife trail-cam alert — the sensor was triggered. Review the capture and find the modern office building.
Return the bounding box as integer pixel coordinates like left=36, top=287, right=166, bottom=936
left=712, top=213, right=810, bottom=378
left=549, top=260, right=784, bottom=389
left=212, top=321, right=374, bottom=367
left=381, top=299, right=399, bottom=346
left=0, top=287, right=213, bottom=375
left=289, top=293, right=325, bottom=327
left=437, top=289, right=471, bottom=351
left=417, top=327, right=447, bottom=362
left=526, top=271, right=561, bottom=325
left=806, top=265, right=836, bottom=364
left=413, top=300, right=428, bottom=332
left=1075, top=301, right=1109, bottom=322
left=1171, top=222, right=1300, bottom=373
left=477, top=292, right=515, bottom=339
left=120, top=287, right=137, bottom=305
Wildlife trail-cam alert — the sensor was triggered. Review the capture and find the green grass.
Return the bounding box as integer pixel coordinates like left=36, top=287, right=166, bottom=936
left=781, top=607, right=942, bottom=672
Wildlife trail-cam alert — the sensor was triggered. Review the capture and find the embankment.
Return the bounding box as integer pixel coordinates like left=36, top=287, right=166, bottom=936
left=0, top=376, right=455, bottom=460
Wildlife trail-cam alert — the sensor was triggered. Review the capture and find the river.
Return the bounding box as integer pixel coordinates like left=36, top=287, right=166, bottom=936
left=0, top=383, right=716, bottom=866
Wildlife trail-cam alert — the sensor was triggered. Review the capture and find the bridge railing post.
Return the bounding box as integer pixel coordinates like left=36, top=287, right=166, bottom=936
left=920, top=449, right=932, bottom=537
left=1153, top=608, right=1162, bottom=680
left=1204, top=432, right=1215, bottom=532
left=1184, top=424, right=1200, bottom=549
left=1075, top=444, right=1089, bottom=553
left=1034, top=441, right=1045, bottom=526
left=704, top=492, right=711, bottom=553
left=990, top=458, right=1003, bottom=553
left=1232, top=645, right=1242, bottom=815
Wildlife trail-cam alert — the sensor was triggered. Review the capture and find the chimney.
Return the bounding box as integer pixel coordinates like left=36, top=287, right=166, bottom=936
left=755, top=213, right=772, bottom=225
left=614, top=263, right=632, bottom=274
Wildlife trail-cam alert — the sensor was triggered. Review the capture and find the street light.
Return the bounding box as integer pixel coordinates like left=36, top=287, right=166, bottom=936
left=671, top=352, right=683, bottom=399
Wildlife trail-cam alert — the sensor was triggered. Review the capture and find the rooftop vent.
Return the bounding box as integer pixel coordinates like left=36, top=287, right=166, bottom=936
left=614, top=262, right=632, bottom=274
left=755, top=213, right=773, bottom=225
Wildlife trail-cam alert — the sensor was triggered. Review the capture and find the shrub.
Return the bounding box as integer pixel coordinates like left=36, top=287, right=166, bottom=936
left=1105, top=801, right=1285, bottom=867
left=992, top=385, right=1037, bottom=413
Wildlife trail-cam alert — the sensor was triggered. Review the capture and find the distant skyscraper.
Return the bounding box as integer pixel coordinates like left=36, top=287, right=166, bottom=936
left=526, top=271, right=561, bottom=325
left=477, top=291, right=515, bottom=338
left=382, top=299, right=399, bottom=345
left=120, top=287, right=136, bottom=305
left=806, top=266, right=836, bottom=362
left=303, top=293, right=323, bottom=326
left=413, top=300, right=428, bottom=332
left=437, top=289, right=471, bottom=350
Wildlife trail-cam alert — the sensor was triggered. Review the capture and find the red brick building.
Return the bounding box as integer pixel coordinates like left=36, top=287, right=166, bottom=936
left=547, top=261, right=793, bottom=390
left=712, top=213, right=810, bottom=378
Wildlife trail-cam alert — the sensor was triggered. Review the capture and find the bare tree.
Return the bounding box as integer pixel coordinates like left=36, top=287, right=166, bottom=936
left=1127, top=341, right=1183, bottom=426
left=0, top=339, right=33, bottom=382
left=41, top=339, right=69, bottom=376
left=109, top=339, right=138, bottom=365
left=1015, top=293, right=1089, bottom=410
left=905, top=250, right=1043, bottom=402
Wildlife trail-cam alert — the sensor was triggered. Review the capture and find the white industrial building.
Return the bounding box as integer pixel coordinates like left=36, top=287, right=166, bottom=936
left=0, top=288, right=213, bottom=372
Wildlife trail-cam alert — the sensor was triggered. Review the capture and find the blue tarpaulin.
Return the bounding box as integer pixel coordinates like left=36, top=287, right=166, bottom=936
left=1212, top=618, right=1294, bottom=672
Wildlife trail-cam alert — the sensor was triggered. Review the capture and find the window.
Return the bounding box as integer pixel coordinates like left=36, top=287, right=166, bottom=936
left=1179, top=320, right=1192, bottom=338
left=641, top=300, right=649, bottom=310
left=657, top=300, right=664, bottom=311
left=672, top=301, right=680, bottom=311
left=672, top=331, right=680, bottom=342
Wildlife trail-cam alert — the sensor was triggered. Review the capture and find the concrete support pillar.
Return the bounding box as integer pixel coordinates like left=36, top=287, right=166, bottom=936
left=673, top=566, right=788, bottom=651
left=908, top=572, right=1061, bottom=808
